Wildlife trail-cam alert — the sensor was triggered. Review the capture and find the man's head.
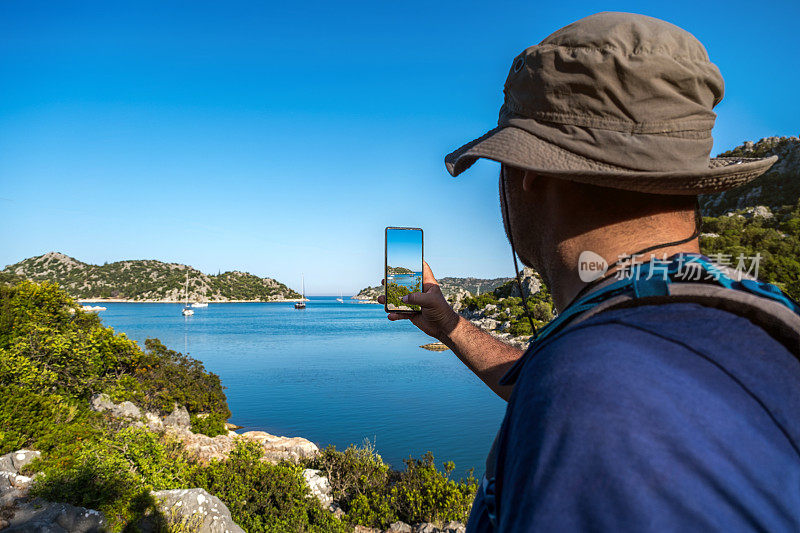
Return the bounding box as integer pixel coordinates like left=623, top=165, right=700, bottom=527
left=499, top=164, right=700, bottom=307
left=445, top=12, right=776, bottom=308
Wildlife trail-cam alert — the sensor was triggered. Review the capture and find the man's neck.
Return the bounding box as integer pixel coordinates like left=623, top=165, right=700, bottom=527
left=544, top=236, right=701, bottom=313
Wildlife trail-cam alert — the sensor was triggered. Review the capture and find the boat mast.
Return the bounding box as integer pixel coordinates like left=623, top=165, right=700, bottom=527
left=301, top=273, right=305, bottom=301
left=185, top=271, right=189, bottom=306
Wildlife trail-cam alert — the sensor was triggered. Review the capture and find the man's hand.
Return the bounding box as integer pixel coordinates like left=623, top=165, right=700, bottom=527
left=378, top=261, right=524, bottom=401
left=377, top=261, right=459, bottom=342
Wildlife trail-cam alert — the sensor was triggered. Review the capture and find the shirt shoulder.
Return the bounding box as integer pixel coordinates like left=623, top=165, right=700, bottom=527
left=494, top=303, right=800, bottom=532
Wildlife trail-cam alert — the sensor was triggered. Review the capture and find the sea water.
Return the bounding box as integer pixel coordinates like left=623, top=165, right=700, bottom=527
left=96, top=297, right=506, bottom=477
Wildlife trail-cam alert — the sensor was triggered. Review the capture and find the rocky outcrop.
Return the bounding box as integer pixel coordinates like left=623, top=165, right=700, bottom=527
left=89, top=394, right=320, bottom=465
left=140, top=488, right=245, bottom=533
left=163, top=405, right=191, bottom=428
left=352, top=520, right=467, bottom=533
left=420, top=342, right=449, bottom=352
left=0, top=449, right=107, bottom=532
left=302, top=469, right=333, bottom=508
left=456, top=269, right=543, bottom=350
left=90, top=393, right=142, bottom=419
left=701, top=136, right=800, bottom=216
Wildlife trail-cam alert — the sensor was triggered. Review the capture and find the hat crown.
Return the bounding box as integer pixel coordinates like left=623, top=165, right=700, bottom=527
left=503, top=12, right=724, bottom=134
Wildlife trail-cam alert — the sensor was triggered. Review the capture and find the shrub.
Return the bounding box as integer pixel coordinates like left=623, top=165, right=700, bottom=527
left=190, top=412, right=229, bottom=437
left=305, top=443, right=477, bottom=529
left=389, top=452, right=477, bottom=526
left=30, top=426, right=194, bottom=529
left=191, top=441, right=348, bottom=533
left=135, top=338, right=230, bottom=417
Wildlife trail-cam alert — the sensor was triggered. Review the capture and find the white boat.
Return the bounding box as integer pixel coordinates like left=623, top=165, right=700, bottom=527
left=81, top=305, right=107, bottom=312
left=191, top=302, right=208, bottom=308
left=182, top=271, right=194, bottom=316
left=294, top=274, right=306, bottom=309
left=336, top=289, right=343, bottom=303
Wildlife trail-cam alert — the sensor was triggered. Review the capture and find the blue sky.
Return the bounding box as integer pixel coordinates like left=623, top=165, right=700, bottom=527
left=1, top=1, right=798, bottom=294
left=387, top=229, right=423, bottom=272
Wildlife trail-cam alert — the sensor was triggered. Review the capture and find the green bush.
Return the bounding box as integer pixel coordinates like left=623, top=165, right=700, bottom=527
left=389, top=453, right=477, bottom=526
left=191, top=441, right=348, bottom=533
left=0, top=281, right=229, bottom=420
left=305, top=443, right=477, bottom=529
left=190, top=412, right=229, bottom=438
left=31, top=426, right=194, bottom=529
left=135, top=338, right=230, bottom=417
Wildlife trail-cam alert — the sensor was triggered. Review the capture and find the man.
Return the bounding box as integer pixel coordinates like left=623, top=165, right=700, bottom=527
left=378, top=12, right=800, bottom=532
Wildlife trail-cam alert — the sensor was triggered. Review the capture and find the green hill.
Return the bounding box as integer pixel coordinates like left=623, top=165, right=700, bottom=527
left=1, top=252, right=301, bottom=302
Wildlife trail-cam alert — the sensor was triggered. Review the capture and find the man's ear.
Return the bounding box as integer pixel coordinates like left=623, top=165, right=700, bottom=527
left=522, top=171, right=538, bottom=192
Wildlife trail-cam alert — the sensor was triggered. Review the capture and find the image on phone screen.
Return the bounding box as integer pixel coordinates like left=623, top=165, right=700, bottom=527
left=385, top=227, right=423, bottom=312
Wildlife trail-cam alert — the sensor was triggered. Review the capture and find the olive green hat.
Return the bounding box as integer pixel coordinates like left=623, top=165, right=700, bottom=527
left=445, top=12, right=777, bottom=194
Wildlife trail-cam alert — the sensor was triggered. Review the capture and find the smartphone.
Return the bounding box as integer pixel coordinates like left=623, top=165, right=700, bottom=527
left=385, top=227, right=423, bottom=313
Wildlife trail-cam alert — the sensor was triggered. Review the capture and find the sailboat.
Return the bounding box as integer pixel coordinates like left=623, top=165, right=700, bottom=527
left=336, top=289, right=343, bottom=303
left=182, top=271, right=194, bottom=316
left=294, top=274, right=306, bottom=309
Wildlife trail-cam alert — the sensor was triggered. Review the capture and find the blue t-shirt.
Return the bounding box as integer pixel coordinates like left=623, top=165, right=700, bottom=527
left=468, top=303, right=800, bottom=532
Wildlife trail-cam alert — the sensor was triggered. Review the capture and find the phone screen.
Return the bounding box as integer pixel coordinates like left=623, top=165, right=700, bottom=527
left=385, top=227, right=423, bottom=312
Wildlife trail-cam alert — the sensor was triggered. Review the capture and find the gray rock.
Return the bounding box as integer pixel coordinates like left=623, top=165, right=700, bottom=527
left=144, top=411, right=164, bottom=431
left=11, top=449, right=41, bottom=472
left=3, top=499, right=106, bottom=533
left=0, top=486, right=24, bottom=509
left=0, top=449, right=41, bottom=474
left=329, top=503, right=345, bottom=519
left=471, top=317, right=499, bottom=331
left=386, top=521, right=413, bottom=533
left=415, top=523, right=440, bottom=533
left=90, top=393, right=141, bottom=419
left=442, top=521, right=466, bottom=533
left=302, top=468, right=333, bottom=508
left=148, top=488, right=244, bottom=533
left=745, top=205, right=774, bottom=219
left=163, top=405, right=191, bottom=428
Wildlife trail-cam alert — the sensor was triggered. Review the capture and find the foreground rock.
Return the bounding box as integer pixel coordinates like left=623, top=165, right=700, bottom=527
left=0, top=449, right=106, bottom=532
left=138, top=488, right=245, bottom=533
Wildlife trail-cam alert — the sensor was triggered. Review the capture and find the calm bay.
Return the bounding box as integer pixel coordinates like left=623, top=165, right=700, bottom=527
left=95, top=297, right=506, bottom=477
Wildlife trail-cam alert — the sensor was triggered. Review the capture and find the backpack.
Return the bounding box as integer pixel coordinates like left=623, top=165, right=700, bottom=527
left=479, top=254, right=800, bottom=529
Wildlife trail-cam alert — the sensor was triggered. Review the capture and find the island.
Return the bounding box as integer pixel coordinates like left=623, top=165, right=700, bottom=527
left=0, top=252, right=303, bottom=302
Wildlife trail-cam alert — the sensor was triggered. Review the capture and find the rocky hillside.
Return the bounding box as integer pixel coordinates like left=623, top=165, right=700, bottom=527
left=701, top=136, right=800, bottom=216
left=353, top=276, right=512, bottom=303
left=1, top=252, right=301, bottom=301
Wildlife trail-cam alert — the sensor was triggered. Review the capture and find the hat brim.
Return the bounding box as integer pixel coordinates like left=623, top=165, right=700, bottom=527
left=445, top=126, right=778, bottom=195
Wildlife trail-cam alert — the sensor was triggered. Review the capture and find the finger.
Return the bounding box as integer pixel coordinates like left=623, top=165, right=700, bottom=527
left=422, top=261, right=439, bottom=292
left=377, top=295, right=385, bottom=304
left=402, top=291, right=439, bottom=307
left=387, top=313, right=412, bottom=321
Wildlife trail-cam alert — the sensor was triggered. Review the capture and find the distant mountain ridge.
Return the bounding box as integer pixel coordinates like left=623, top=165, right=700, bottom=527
left=701, top=136, right=800, bottom=216
left=1, top=252, right=301, bottom=302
